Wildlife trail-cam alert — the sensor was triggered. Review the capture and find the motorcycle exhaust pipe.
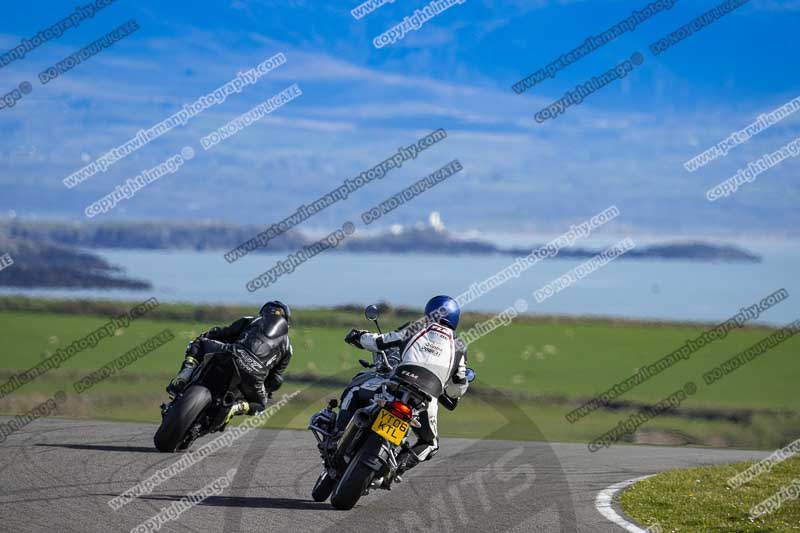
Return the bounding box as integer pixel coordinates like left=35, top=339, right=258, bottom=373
left=335, top=408, right=372, bottom=460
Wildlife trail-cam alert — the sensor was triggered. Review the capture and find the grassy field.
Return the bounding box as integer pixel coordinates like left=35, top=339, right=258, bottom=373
left=1, top=297, right=798, bottom=447
left=621, top=457, right=800, bottom=532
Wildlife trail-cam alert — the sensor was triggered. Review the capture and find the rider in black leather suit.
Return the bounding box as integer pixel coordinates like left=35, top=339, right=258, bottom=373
left=168, top=301, right=293, bottom=415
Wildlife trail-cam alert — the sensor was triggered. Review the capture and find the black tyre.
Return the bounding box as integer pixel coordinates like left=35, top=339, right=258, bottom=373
left=311, top=471, right=336, bottom=502
left=330, top=438, right=382, bottom=510
left=154, top=386, right=212, bottom=452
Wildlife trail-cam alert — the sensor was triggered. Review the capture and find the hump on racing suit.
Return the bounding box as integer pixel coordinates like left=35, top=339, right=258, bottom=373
left=393, top=322, right=455, bottom=398
left=195, top=312, right=293, bottom=407
left=359, top=319, right=468, bottom=401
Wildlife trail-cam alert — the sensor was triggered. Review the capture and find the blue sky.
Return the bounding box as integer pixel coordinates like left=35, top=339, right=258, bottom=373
left=0, top=0, right=798, bottom=241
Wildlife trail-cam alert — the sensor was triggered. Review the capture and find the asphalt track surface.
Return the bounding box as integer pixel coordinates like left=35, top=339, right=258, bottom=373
left=0, top=417, right=769, bottom=532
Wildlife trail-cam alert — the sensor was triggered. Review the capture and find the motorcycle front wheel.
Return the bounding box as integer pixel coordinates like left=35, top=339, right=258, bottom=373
left=153, top=385, right=212, bottom=452
left=311, top=470, right=337, bottom=502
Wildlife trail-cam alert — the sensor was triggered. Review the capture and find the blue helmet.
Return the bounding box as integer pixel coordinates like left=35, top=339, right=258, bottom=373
left=425, top=295, right=460, bottom=330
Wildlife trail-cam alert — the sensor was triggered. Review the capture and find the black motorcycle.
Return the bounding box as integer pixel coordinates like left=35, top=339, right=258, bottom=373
left=154, top=345, right=250, bottom=452
left=308, top=305, right=475, bottom=509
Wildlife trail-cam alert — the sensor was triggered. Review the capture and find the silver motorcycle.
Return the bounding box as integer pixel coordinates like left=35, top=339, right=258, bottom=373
left=308, top=304, right=474, bottom=509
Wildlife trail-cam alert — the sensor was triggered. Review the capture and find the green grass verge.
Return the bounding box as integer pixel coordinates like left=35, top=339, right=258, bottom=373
left=1, top=300, right=798, bottom=446
left=620, top=456, right=800, bottom=532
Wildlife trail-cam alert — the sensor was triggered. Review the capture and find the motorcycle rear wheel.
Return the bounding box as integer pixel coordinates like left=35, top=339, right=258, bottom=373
left=330, top=436, right=383, bottom=510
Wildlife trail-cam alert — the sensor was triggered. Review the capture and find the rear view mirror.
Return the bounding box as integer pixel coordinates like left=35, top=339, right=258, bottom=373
left=465, top=368, right=476, bottom=382
left=364, top=304, right=379, bottom=321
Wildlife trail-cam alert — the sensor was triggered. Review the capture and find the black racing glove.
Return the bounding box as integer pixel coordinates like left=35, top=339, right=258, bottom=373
left=185, top=339, right=202, bottom=357
left=452, top=374, right=467, bottom=385
left=344, top=329, right=367, bottom=348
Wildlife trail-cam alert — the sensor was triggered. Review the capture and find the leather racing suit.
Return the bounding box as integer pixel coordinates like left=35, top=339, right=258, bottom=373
left=342, top=318, right=468, bottom=465
left=184, top=313, right=293, bottom=411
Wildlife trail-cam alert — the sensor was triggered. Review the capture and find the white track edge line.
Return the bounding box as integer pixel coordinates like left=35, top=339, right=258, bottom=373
left=595, top=475, right=655, bottom=532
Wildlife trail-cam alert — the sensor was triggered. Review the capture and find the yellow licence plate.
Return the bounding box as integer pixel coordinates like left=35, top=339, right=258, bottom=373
left=371, top=408, right=410, bottom=446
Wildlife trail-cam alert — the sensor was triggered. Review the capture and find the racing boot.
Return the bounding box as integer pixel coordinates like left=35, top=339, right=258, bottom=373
left=395, top=448, right=420, bottom=476
left=224, top=400, right=251, bottom=425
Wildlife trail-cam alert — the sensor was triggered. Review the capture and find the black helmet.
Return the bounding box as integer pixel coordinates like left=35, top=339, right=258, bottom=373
left=260, top=300, right=291, bottom=325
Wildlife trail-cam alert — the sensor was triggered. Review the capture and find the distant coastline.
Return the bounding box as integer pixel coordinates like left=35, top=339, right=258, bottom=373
left=0, top=220, right=760, bottom=290
left=0, top=232, right=150, bottom=290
